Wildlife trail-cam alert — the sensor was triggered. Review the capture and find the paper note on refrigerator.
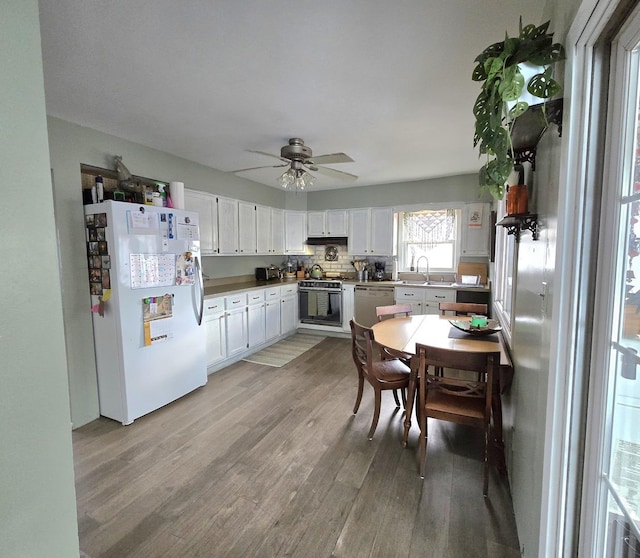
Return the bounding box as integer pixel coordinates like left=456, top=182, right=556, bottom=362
left=130, top=254, right=176, bottom=288
left=144, top=316, right=174, bottom=346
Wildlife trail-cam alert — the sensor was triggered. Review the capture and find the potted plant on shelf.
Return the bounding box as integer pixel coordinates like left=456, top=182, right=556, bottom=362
left=472, top=19, right=565, bottom=200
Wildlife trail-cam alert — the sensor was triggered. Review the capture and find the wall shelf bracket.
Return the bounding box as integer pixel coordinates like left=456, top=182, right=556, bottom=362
left=511, top=98, right=563, bottom=171
left=496, top=213, right=539, bottom=242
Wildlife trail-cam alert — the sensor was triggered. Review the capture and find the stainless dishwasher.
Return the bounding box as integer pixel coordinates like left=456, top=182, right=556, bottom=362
left=354, top=285, right=395, bottom=327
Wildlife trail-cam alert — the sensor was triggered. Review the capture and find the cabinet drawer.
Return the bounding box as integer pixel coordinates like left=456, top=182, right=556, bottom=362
left=247, top=290, right=265, bottom=306
left=395, top=287, right=423, bottom=299
left=423, top=289, right=455, bottom=302
left=204, top=297, right=225, bottom=315
left=225, top=293, right=247, bottom=309
left=281, top=284, right=298, bottom=296
left=264, top=286, right=281, bottom=299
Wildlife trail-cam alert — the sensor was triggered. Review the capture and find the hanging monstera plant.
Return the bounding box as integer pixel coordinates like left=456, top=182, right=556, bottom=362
left=472, top=19, right=565, bottom=199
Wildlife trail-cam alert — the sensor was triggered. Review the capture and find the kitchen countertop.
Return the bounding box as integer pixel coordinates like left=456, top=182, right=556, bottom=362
left=204, top=278, right=489, bottom=298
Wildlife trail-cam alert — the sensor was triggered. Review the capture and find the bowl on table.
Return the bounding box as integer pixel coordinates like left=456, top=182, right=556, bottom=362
left=449, top=319, right=502, bottom=336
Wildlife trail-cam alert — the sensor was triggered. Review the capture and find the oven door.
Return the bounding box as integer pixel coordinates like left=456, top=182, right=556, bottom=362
left=299, top=288, right=342, bottom=327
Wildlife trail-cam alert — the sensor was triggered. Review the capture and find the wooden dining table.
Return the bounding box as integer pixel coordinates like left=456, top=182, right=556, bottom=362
left=371, top=314, right=513, bottom=473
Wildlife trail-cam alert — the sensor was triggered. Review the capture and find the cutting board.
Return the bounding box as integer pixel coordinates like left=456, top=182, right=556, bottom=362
left=457, top=263, right=488, bottom=285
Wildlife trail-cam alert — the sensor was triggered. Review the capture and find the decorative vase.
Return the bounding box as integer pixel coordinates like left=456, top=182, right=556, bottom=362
left=506, top=184, right=529, bottom=215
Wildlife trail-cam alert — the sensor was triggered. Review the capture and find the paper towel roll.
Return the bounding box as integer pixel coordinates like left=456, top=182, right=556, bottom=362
left=169, top=181, right=185, bottom=209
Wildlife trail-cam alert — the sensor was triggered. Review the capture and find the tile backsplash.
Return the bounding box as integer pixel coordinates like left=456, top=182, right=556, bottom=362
left=285, top=246, right=395, bottom=276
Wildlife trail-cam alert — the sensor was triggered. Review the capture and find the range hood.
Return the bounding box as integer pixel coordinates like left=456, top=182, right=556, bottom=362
left=305, top=236, right=348, bottom=246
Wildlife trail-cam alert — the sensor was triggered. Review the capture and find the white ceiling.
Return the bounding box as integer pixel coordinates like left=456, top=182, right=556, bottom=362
left=38, top=1, right=544, bottom=191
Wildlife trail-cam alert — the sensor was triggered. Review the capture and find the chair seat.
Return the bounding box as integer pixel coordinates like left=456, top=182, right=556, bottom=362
left=371, top=358, right=411, bottom=381
left=426, top=391, right=485, bottom=421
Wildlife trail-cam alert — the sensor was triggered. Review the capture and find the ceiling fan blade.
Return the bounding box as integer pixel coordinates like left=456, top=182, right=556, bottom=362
left=231, top=163, right=288, bottom=173
left=311, top=165, right=358, bottom=182
left=308, top=152, right=354, bottom=165
left=247, top=149, right=289, bottom=163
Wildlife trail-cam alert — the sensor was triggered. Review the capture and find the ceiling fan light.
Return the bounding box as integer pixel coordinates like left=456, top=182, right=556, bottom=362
left=305, top=172, right=316, bottom=188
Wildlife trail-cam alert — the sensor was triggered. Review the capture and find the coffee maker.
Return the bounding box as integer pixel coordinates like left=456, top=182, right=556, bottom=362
left=373, top=261, right=386, bottom=281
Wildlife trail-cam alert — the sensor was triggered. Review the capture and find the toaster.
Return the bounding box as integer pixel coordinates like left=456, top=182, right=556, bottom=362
left=255, top=267, right=279, bottom=281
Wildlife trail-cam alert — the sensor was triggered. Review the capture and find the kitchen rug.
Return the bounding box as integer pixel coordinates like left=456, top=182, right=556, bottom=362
left=242, top=334, right=326, bottom=367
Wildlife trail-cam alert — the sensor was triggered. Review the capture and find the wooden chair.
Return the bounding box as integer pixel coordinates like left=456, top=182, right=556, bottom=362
left=375, top=303, right=413, bottom=321
left=413, top=343, right=500, bottom=496
left=375, top=304, right=413, bottom=378
left=350, top=319, right=411, bottom=440
left=438, top=302, right=488, bottom=316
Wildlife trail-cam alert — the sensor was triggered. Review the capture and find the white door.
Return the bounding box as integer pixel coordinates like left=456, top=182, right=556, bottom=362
left=583, top=8, right=640, bottom=555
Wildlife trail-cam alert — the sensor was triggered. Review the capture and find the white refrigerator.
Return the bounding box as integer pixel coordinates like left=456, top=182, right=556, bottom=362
left=84, top=200, right=207, bottom=425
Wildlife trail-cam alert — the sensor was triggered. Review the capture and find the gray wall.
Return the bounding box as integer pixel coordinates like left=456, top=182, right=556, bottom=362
left=505, top=1, right=584, bottom=556
left=307, top=173, right=490, bottom=209
left=1, top=2, right=79, bottom=556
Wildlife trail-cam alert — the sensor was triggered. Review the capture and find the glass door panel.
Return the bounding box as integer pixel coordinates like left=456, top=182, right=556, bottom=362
left=592, top=15, right=640, bottom=555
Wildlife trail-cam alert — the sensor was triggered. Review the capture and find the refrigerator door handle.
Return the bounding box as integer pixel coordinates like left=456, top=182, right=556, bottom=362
left=194, top=256, right=204, bottom=326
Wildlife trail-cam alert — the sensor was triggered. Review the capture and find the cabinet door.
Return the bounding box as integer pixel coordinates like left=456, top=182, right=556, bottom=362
left=265, top=300, right=281, bottom=341
left=281, top=295, right=298, bottom=335
left=184, top=189, right=218, bottom=254
left=247, top=302, right=266, bottom=348
left=461, top=203, right=490, bottom=256
left=342, top=284, right=355, bottom=331
left=225, top=307, right=248, bottom=356
left=256, top=205, right=271, bottom=254
left=204, top=297, right=227, bottom=367
left=270, top=208, right=285, bottom=254
left=307, top=211, right=326, bottom=236
left=238, top=201, right=257, bottom=254
left=326, top=209, right=348, bottom=236
left=349, top=209, right=370, bottom=254
left=369, top=207, right=393, bottom=255
left=285, top=211, right=307, bottom=254
left=217, top=197, right=239, bottom=254
left=205, top=312, right=227, bottom=367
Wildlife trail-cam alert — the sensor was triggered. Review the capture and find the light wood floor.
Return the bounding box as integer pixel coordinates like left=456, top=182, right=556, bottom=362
left=73, top=336, right=520, bottom=558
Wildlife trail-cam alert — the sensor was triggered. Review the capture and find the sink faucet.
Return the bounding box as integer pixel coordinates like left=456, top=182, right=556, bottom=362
left=416, top=256, right=430, bottom=282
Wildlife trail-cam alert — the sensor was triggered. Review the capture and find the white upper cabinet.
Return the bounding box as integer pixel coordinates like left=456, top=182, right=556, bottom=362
left=270, top=208, right=285, bottom=254
left=369, top=207, right=393, bottom=255
left=237, top=201, right=257, bottom=254
left=284, top=210, right=308, bottom=254
left=257, top=206, right=285, bottom=255
left=307, top=210, right=348, bottom=236
left=184, top=189, right=218, bottom=254
left=307, top=211, right=325, bottom=236
left=460, top=203, right=490, bottom=257
left=217, top=196, right=239, bottom=254
left=349, top=207, right=393, bottom=255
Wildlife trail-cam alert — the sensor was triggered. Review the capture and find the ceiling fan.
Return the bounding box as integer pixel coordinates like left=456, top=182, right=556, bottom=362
left=232, top=138, right=357, bottom=189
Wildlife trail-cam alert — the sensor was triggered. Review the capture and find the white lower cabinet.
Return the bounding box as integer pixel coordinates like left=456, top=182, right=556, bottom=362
left=280, top=283, right=298, bottom=335
left=204, top=297, right=227, bottom=368
left=342, top=283, right=355, bottom=331
left=247, top=290, right=266, bottom=348
left=395, top=287, right=455, bottom=315
left=204, top=283, right=298, bottom=372
left=264, top=287, right=281, bottom=342
left=225, top=293, right=248, bottom=357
